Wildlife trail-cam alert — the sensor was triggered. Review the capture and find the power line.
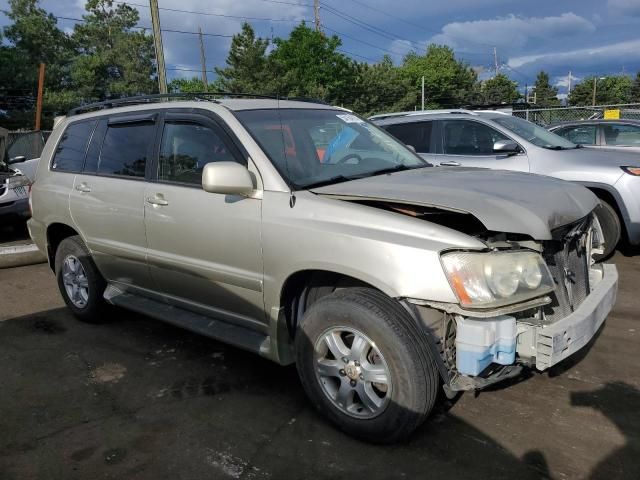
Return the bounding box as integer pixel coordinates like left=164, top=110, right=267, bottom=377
left=115, top=1, right=309, bottom=23
left=322, top=25, right=406, bottom=57
left=344, top=0, right=440, bottom=37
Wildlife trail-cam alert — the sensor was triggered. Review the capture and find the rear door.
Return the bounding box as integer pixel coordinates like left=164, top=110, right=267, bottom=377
left=69, top=112, right=157, bottom=290
left=143, top=110, right=264, bottom=327
left=383, top=120, right=438, bottom=163
left=601, top=122, right=640, bottom=151
left=434, top=119, right=530, bottom=171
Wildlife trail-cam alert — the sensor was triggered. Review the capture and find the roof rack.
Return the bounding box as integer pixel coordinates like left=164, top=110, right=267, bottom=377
left=369, top=109, right=478, bottom=121
left=67, top=92, right=329, bottom=117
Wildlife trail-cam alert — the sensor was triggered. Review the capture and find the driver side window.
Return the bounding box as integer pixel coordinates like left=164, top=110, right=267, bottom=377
left=443, top=120, right=510, bottom=155
left=159, top=121, right=236, bottom=186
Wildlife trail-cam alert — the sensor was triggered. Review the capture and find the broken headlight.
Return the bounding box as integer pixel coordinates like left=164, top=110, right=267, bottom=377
left=441, top=250, right=554, bottom=308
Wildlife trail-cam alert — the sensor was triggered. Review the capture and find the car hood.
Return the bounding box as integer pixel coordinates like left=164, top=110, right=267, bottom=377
left=544, top=146, right=640, bottom=165
left=311, top=167, right=598, bottom=240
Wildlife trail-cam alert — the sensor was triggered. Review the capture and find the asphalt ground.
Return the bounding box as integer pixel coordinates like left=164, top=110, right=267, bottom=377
left=0, top=247, right=639, bottom=480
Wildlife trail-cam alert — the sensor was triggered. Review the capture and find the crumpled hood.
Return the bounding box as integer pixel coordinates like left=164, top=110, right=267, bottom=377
left=311, top=167, right=598, bottom=240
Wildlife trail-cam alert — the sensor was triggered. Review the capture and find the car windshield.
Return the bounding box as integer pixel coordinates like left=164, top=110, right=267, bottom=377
left=492, top=115, right=577, bottom=149
left=235, top=108, right=428, bottom=189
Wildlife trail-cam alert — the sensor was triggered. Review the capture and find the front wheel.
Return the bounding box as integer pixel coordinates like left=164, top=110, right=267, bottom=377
left=295, top=288, right=439, bottom=443
left=593, top=200, right=621, bottom=262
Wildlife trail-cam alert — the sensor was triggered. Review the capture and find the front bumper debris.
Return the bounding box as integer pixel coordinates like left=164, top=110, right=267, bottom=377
left=533, top=263, right=618, bottom=370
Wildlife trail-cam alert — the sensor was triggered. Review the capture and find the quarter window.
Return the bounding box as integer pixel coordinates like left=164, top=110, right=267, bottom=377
left=384, top=122, right=433, bottom=153
left=51, top=121, right=96, bottom=172
left=98, top=122, right=155, bottom=178
left=159, top=122, right=237, bottom=185
left=554, top=125, right=597, bottom=145
left=602, top=123, right=640, bottom=146
left=443, top=120, right=510, bottom=155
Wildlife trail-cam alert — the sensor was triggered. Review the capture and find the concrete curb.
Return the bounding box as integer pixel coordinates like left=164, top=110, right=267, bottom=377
left=0, top=243, right=47, bottom=269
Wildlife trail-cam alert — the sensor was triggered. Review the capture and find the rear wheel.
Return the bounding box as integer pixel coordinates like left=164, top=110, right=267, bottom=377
left=593, top=200, right=621, bottom=261
left=55, top=236, right=108, bottom=323
left=295, top=288, right=439, bottom=443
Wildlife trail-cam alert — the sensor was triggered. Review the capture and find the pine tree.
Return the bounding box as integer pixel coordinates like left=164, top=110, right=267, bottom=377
left=533, top=71, right=560, bottom=107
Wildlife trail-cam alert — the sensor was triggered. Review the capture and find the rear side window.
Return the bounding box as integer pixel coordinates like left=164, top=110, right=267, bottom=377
left=384, top=122, right=432, bottom=153
left=603, top=123, right=640, bottom=146
left=51, top=121, right=96, bottom=172
left=159, top=122, right=237, bottom=185
left=98, top=122, right=155, bottom=178
left=554, top=125, right=597, bottom=145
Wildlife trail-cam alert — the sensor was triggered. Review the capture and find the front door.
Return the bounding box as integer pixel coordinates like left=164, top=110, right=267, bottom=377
left=435, top=119, right=530, bottom=172
left=144, top=111, right=265, bottom=328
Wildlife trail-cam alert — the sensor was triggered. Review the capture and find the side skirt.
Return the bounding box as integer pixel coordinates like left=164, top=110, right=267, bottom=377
left=103, top=284, right=271, bottom=357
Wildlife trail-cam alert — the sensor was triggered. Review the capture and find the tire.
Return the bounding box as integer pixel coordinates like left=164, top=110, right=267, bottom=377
left=593, top=200, right=621, bottom=262
left=295, top=287, right=439, bottom=443
left=54, top=235, right=108, bottom=323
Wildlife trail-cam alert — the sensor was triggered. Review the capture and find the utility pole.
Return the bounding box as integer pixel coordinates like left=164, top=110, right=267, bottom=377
left=421, top=76, right=425, bottom=110
left=568, top=70, right=572, bottom=95
left=150, top=0, right=168, bottom=94
left=198, top=26, right=208, bottom=90
left=493, top=47, right=499, bottom=77
left=314, top=0, right=321, bottom=32
left=592, top=77, right=597, bottom=106
left=524, top=83, right=528, bottom=103
left=34, top=63, right=45, bottom=131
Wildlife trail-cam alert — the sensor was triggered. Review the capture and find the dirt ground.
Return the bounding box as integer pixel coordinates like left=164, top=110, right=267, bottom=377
left=0, top=249, right=639, bottom=479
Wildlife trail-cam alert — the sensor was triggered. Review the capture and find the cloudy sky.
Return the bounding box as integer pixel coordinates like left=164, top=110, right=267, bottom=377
left=2, top=0, right=640, bottom=96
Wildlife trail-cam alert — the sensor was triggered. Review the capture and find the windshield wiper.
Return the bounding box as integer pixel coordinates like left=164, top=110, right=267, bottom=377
left=542, top=145, right=567, bottom=150
left=303, top=175, right=355, bottom=189
left=368, top=164, right=428, bottom=177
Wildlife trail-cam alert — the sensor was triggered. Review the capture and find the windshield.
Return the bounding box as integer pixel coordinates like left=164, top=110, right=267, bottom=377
left=492, top=115, right=577, bottom=149
left=235, top=109, right=428, bottom=189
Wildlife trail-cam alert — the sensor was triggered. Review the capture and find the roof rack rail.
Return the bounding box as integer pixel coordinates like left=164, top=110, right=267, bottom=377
left=67, top=92, right=330, bottom=117
left=369, top=109, right=477, bottom=121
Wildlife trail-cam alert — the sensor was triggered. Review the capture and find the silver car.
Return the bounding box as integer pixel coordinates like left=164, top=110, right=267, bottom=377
left=373, top=110, right=640, bottom=258
left=28, top=97, right=618, bottom=442
left=549, top=119, right=640, bottom=153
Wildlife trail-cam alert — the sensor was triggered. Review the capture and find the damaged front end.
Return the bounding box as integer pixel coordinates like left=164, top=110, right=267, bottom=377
left=405, top=213, right=618, bottom=395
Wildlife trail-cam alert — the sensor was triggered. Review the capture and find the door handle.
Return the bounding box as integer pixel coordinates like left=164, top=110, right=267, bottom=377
left=146, top=195, right=169, bottom=206
left=439, top=161, right=461, bottom=167
left=75, top=182, right=91, bottom=193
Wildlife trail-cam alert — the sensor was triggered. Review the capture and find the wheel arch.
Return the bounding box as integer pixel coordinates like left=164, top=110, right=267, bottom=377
left=46, top=223, right=80, bottom=271
left=581, top=183, right=630, bottom=241
left=279, top=269, right=385, bottom=340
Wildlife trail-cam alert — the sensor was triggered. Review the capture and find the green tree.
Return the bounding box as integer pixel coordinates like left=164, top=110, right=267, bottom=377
left=401, top=44, right=478, bottom=108
left=481, top=73, right=521, bottom=104
left=214, top=23, right=270, bottom=93
left=168, top=77, right=211, bottom=93
left=533, top=71, right=560, bottom=107
left=630, top=72, right=640, bottom=103
left=568, top=75, right=633, bottom=106
left=2, top=0, right=73, bottom=90
left=267, top=23, right=356, bottom=104
left=349, top=56, right=414, bottom=116
left=69, top=0, right=156, bottom=100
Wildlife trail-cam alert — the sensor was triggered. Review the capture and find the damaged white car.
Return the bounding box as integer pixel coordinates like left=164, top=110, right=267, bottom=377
left=29, top=96, right=618, bottom=442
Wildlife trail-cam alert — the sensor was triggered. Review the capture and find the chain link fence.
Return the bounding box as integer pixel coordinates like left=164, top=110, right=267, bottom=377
left=512, top=103, right=640, bottom=127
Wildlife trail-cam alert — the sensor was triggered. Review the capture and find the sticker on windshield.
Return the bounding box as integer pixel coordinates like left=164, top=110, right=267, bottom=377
left=336, top=114, right=364, bottom=124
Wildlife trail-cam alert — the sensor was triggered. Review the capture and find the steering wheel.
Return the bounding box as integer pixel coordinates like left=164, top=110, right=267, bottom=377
left=336, top=153, right=363, bottom=165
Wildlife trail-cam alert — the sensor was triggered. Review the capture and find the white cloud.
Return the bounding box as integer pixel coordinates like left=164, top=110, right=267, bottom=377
left=508, top=39, right=640, bottom=70
left=430, top=13, right=595, bottom=51
left=554, top=73, right=581, bottom=88
left=607, top=0, right=640, bottom=17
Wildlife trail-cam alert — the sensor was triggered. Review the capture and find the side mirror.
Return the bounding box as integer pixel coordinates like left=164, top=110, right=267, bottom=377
left=202, top=161, right=254, bottom=195
left=493, top=140, right=520, bottom=155
left=7, top=155, right=26, bottom=165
